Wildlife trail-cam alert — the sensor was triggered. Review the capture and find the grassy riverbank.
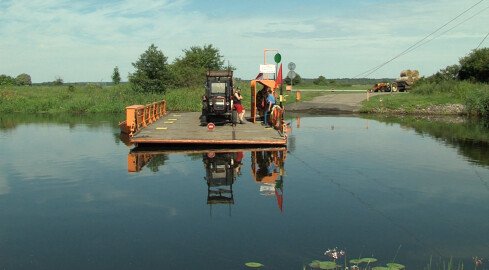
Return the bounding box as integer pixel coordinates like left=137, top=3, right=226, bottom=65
left=0, top=82, right=356, bottom=113
left=1, top=81, right=488, bottom=116
left=360, top=80, right=489, bottom=116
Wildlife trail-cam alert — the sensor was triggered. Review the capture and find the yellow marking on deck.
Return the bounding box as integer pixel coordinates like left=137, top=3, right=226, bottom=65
left=168, top=118, right=178, bottom=121
left=164, top=121, right=174, bottom=124
left=172, top=114, right=181, bottom=117
left=156, top=127, right=168, bottom=130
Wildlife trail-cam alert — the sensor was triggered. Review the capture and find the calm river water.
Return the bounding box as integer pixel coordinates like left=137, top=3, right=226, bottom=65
left=0, top=113, right=488, bottom=270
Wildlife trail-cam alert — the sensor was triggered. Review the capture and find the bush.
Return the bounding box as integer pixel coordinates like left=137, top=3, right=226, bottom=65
left=458, top=47, right=489, bottom=83
left=0, top=75, right=15, bottom=86
left=313, top=76, right=327, bottom=85
left=15, top=73, right=32, bottom=86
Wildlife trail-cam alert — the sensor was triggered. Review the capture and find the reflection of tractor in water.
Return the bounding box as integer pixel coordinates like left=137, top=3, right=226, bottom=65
left=200, top=70, right=238, bottom=126
left=203, top=152, right=241, bottom=205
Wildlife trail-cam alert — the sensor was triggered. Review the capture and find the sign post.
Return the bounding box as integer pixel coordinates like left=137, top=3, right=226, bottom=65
left=287, top=62, right=297, bottom=101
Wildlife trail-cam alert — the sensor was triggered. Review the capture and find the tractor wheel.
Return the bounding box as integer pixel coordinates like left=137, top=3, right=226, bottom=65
left=200, top=115, right=207, bottom=126
left=391, top=83, right=398, bottom=92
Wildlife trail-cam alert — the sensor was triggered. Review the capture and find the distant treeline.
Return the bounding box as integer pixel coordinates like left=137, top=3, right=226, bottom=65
left=31, top=78, right=393, bottom=87
left=32, top=81, right=127, bottom=86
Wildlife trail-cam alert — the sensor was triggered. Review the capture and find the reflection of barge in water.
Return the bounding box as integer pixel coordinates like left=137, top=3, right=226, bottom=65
left=125, top=146, right=287, bottom=212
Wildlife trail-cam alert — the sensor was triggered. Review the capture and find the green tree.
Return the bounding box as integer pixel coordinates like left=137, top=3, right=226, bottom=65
left=458, top=47, right=489, bottom=83
left=112, top=66, right=121, bottom=85
left=15, top=73, right=32, bottom=86
left=170, top=44, right=231, bottom=88
left=313, top=75, right=327, bottom=85
left=285, top=73, right=302, bottom=85
left=53, top=76, right=63, bottom=86
left=426, top=64, right=461, bottom=83
left=129, top=44, right=169, bottom=93
left=0, top=75, right=15, bottom=86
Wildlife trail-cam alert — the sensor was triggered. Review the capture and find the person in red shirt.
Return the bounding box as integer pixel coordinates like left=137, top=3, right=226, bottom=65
left=233, top=87, right=245, bottom=124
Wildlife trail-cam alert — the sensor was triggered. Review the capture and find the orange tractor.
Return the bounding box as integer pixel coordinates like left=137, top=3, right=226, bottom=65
left=370, top=82, right=392, bottom=92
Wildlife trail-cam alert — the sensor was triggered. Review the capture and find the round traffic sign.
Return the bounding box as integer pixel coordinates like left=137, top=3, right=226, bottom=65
left=288, top=62, right=296, bottom=71
left=274, top=53, right=281, bottom=63
left=207, top=123, right=215, bottom=130
left=287, top=70, right=297, bottom=80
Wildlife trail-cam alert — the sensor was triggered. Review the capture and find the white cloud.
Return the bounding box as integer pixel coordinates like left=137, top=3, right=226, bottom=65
left=1, top=0, right=488, bottom=82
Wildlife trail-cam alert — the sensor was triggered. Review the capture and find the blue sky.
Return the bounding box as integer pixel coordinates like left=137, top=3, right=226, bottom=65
left=1, top=0, right=488, bottom=83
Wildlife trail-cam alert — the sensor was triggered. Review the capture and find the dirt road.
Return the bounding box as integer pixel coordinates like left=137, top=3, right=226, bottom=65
left=284, top=92, right=388, bottom=113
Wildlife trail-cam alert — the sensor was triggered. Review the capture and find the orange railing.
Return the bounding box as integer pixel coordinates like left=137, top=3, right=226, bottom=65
left=119, top=100, right=167, bottom=137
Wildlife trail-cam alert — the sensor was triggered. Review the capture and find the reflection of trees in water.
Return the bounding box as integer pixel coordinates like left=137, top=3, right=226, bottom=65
left=369, top=115, right=489, bottom=167
left=0, top=112, right=123, bottom=130
left=145, top=154, right=169, bottom=172
left=448, top=139, right=489, bottom=167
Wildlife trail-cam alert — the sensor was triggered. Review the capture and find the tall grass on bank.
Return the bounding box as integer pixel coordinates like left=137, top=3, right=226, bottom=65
left=361, top=80, right=489, bottom=116
left=0, top=84, right=205, bottom=113
left=412, top=80, right=489, bottom=116
left=411, top=80, right=484, bottom=98
left=465, top=87, right=489, bottom=117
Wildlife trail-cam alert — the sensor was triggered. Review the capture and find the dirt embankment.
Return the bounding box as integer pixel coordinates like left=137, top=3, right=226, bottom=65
left=371, top=103, right=466, bottom=115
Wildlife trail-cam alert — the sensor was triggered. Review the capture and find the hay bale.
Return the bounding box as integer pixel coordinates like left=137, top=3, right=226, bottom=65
left=396, top=76, right=408, bottom=83
left=412, top=70, right=420, bottom=78
left=400, top=69, right=413, bottom=77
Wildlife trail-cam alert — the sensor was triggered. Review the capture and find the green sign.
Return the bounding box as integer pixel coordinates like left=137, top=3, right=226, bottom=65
left=274, top=53, right=281, bottom=63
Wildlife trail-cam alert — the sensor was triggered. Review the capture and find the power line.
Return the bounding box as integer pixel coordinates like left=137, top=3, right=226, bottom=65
left=476, top=31, right=489, bottom=49
left=353, top=0, right=486, bottom=78
left=407, top=5, right=489, bottom=55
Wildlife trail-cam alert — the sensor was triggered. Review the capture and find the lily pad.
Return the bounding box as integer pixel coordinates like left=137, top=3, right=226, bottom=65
left=245, top=262, right=264, bottom=268
left=359, top=257, right=378, bottom=263
left=319, top=261, right=338, bottom=270
left=349, top=259, right=363, bottom=265
left=372, top=267, right=392, bottom=270
left=386, top=263, right=406, bottom=269
left=309, top=260, right=322, bottom=268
